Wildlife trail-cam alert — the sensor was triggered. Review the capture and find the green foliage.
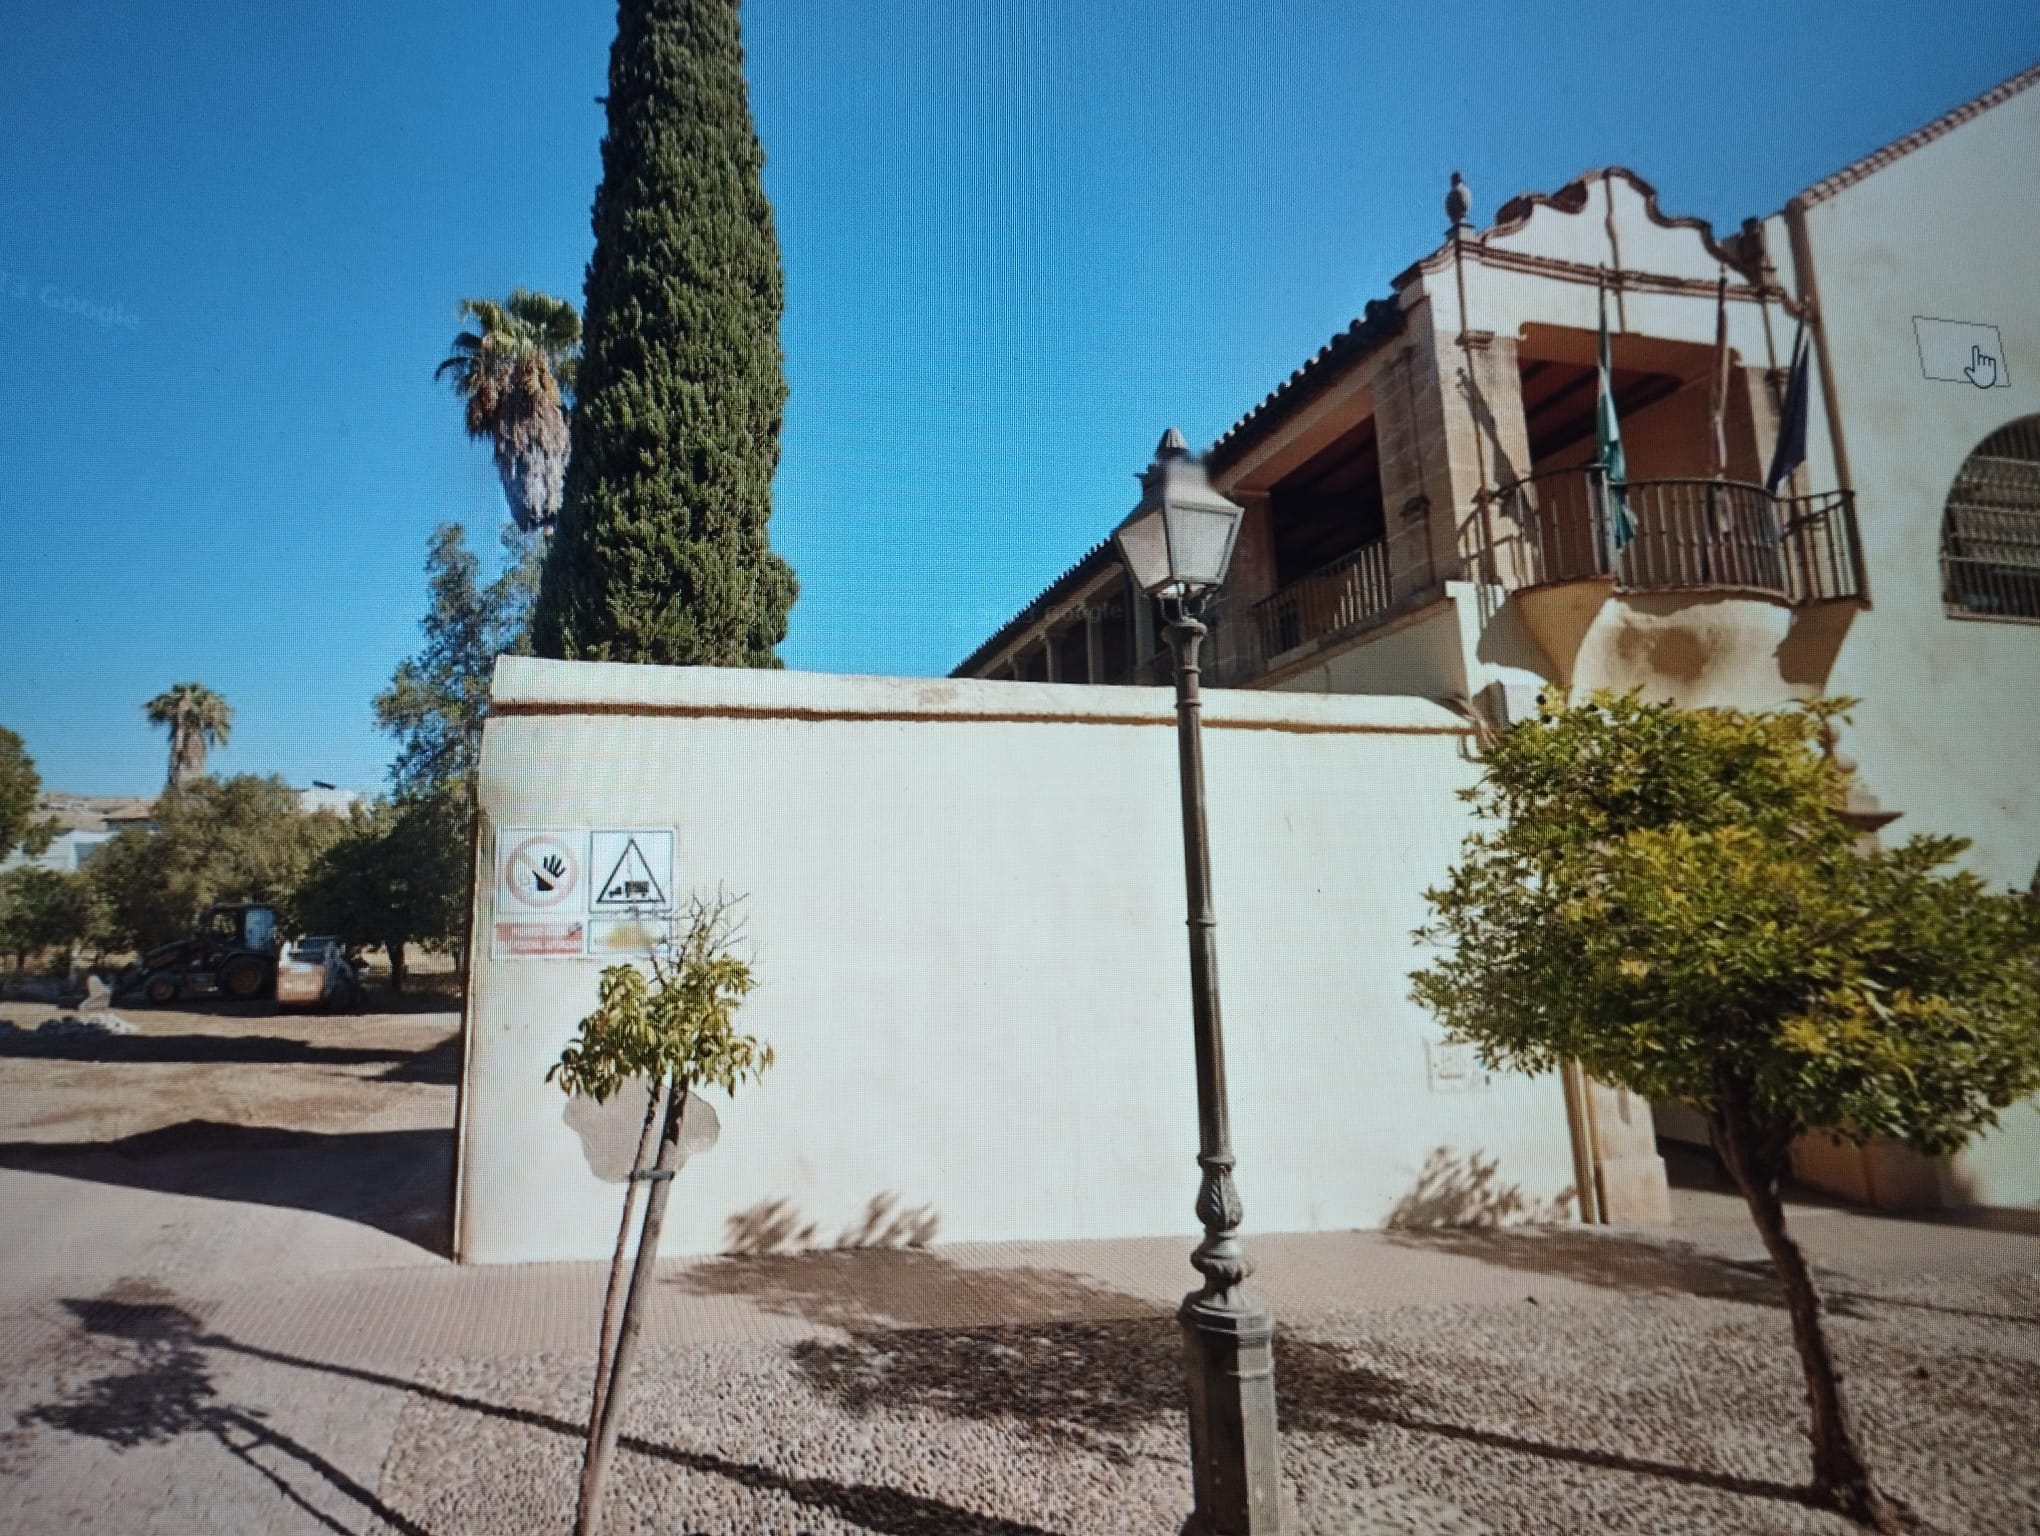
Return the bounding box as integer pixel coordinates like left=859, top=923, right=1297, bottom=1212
left=295, top=792, right=470, bottom=986
left=0, top=726, right=54, bottom=862
left=0, top=866, right=101, bottom=972
left=436, top=288, right=582, bottom=535
left=374, top=523, right=536, bottom=803
left=550, top=892, right=773, bottom=1103
left=143, top=684, right=232, bottom=790
left=532, top=0, right=798, bottom=666
left=90, top=775, right=345, bottom=953
left=1411, top=692, right=2040, bottom=1156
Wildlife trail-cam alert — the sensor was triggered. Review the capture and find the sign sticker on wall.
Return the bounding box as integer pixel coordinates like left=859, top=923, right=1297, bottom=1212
left=501, top=831, right=581, bottom=910
left=589, top=829, right=675, bottom=913
left=1913, top=317, right=2010, bottom=388
left=493, top=826, right=677, bottom=959
left=493, top=919, right=586, bottom=958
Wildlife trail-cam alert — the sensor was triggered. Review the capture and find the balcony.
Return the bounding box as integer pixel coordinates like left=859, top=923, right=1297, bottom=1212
left=1462, top=469, right=1865, bottom=606
left=1248, top=518, right=1438, bottom=670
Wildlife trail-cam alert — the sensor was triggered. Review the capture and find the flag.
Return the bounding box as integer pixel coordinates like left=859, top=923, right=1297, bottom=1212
left=1597, top=282, right=1636, bottom=552
left=1707, top=273, right=1730, bottom=479
left=1766, top=319, right=1810, bottom=494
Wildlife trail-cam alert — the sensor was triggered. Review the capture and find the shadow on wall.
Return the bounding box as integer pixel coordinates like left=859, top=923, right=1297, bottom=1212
left=1386, top=1147, right=1576, bottom=1229
left=724, top=1192, right=940, bottom=1256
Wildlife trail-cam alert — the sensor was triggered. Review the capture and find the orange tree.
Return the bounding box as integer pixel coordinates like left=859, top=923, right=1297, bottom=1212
left=549, top=890, right=774, bottom=1536
left=1411, top=692, right=2040, bottom=1531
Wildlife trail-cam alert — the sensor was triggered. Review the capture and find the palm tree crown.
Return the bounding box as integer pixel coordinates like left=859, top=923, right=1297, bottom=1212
left=144, top=684, right=233, bottom=789
left=436, top=289, right=582, bottom=535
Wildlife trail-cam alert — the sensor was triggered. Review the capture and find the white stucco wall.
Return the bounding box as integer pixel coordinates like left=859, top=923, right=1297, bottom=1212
left=1777, top=82, right=2040, bottom=1203
left=455, top=659, right=1581, bottom=1265
left=1781, top=80, right=2040, bottom=895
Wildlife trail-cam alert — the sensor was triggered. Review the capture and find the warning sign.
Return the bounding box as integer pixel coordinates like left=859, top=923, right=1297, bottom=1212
left=493, top=920, right=586, bottom=958
left=500, top=830, right=581, bottom=911
left=590, top=829, right=674, bottom=913
left=488, top=826, right=676, bottom=959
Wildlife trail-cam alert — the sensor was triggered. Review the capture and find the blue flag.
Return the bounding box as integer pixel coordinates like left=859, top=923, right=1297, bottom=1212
left=1766, top=321, right=1810, bottom=495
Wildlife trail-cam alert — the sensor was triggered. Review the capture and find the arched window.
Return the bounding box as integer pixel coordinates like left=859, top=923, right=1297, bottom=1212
left=1942, top=415, right=2040, bottom=620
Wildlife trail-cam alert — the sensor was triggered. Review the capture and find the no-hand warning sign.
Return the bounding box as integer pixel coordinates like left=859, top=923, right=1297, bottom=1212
left=499, top=830, right=582, bottom=911
left=590, top=829, right=674, bottom=913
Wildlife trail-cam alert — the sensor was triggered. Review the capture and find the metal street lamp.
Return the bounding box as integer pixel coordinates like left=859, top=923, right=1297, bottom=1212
left=1115, top=428, right=1285, bottom=1535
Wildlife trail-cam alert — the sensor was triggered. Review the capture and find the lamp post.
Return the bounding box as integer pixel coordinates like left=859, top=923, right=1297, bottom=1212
left=1115, top=428, right=1285, bottom=1535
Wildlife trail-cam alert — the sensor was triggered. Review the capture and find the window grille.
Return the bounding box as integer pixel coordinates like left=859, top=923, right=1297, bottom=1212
left=1943, top=415, right=2040, bottom=621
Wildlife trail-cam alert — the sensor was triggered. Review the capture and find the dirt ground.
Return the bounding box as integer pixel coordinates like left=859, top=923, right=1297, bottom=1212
left=0, top=991, right=461, bottom=1259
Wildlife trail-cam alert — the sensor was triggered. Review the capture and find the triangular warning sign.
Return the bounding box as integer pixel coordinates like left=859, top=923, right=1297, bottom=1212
left=595, top=837, right=667, bottom=909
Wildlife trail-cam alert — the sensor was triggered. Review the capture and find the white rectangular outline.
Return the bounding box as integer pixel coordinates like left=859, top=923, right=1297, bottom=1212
left=587, top=827, right=676, bottom=914
left=1912, top=315, right=2011, bottom=386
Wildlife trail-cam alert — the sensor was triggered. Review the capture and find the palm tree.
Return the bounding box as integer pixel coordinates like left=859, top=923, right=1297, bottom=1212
left=436, top=289, right=582, bottom=536
left=144, top=684, right=232, bottom=789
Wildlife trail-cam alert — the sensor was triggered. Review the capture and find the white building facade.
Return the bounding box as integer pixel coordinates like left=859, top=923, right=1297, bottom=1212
left=954, top=64, right=2040, bottom=1216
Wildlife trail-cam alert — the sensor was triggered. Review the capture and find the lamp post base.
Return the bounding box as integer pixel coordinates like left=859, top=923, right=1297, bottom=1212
left=1179, top=1293, right=1286, bottom=1534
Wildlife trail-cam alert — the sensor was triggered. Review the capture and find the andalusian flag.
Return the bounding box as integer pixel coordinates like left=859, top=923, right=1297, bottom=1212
left=1597, top=283, right=1637, bottom=552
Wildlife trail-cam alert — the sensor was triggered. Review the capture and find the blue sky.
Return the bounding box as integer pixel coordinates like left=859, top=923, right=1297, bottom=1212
left=3, top=2, right=2035, bottom=797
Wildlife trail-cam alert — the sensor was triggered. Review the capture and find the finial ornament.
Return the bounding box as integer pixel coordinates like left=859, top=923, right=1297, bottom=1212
left=1156, top=426, right=1190, bottom=460
left=1446, top=170, right=1473, bottom=230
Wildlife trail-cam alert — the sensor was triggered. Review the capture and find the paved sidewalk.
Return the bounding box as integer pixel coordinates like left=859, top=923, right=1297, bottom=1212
left=4, top=1164, right=2037, bottom=1535
left=4, top=1003, right=2037, bottom=1534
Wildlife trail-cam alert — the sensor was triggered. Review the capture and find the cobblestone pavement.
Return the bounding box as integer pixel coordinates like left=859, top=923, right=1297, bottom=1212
left=3, top=1000, right=2038, bottom=1534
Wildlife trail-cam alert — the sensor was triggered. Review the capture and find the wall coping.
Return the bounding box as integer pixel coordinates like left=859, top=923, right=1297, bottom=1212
left=489, top=657, right=1472, bottom=737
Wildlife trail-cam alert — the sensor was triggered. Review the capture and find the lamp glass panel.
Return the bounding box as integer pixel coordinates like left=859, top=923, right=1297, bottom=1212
left=1164, top=502, right=1241, bottom=588
left=1115, top=506, right=1173, bottom=595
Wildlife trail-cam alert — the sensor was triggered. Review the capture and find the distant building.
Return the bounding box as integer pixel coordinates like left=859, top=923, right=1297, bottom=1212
left=2, top=782, right=367, bottom=877
left=954, top=64, right=2040, bottom=1216
left=0, top=794, right=156, bottom=875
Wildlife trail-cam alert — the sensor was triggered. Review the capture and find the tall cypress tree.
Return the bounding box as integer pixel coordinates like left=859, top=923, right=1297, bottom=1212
left=534, top=0, right=797, bottom=666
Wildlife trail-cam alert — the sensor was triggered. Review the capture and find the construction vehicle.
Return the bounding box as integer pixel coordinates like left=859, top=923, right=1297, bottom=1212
left=123, top=901, right=284, bottom=1005
left=274, top=934, right=364, bottom=1012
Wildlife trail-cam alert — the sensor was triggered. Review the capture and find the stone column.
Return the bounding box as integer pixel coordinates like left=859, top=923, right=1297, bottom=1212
left=1211, top=494, right=1276, bottom=686
left=1374, top=306, right=1532, bottom=598
left=1583, top=1081, right=1672, bottom=1224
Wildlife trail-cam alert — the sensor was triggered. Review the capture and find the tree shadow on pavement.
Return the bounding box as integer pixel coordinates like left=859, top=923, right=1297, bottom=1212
left=787, top=1313, right=1425, bottom=1466
left=88, top=1297, right=1073, bottom=1536
left=1375, top=1145, right=1838, bottom=1316
left=674, top=1240, right=1816, bottom=1508
left=43, top=1273, right=1833, bottom=1529
left=20, top=1288, right=431, bottom=1536
left=666, top=1238, right=1156, bottom=1334
left=1386, top=1224, right=1806, bottom=1308
left=0, top=1122, right=453, bottom=1255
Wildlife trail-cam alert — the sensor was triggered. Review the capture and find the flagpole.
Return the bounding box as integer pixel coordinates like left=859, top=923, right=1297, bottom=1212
left=1704, top=270, right=1729, bottom=583
left=1449, top=173, right=1494, bottom=586
left=1593, top=272, right=1610, bottom=575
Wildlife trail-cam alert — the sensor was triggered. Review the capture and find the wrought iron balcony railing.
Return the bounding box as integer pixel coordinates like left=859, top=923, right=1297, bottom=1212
left=1462, top=469, right=1864, bottom=606
left=1249, top=517, right=1438, bottom=666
